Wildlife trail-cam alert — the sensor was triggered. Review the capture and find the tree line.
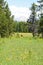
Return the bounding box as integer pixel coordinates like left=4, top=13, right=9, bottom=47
left=0, top=0, right=43, bottom=38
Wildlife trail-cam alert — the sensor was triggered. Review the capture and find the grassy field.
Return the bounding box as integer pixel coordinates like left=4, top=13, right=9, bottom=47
left=0, top=33, right=43, bottom=65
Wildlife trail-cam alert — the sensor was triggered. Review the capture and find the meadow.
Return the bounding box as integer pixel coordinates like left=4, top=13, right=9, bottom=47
left=0, top=33, right=43, bottom=65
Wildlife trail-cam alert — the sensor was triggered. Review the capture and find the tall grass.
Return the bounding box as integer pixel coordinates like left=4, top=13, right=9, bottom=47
left=0, top=33, right=43, bottom=65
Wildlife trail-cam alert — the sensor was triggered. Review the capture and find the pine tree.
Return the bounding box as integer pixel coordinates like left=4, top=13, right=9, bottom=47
left=28, top=3, right=37, bottom=37
left=0, top=0, right=14, bottom=37
left=37, top=0, right=43, bottom=38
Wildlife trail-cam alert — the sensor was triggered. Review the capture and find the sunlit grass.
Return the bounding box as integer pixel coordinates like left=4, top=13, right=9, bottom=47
left=0, top=33, right=43, bottom=65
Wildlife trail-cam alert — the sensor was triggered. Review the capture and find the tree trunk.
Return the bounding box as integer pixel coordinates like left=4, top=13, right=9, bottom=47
left=42, top=33, right=43, bottom=38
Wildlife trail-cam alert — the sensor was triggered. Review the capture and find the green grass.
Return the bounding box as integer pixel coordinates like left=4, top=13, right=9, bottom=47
left=0, top=33, right=43, bottom=65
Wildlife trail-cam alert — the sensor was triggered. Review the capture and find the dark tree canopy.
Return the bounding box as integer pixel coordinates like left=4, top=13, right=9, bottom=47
left=37, top=0, right=43, bottom=38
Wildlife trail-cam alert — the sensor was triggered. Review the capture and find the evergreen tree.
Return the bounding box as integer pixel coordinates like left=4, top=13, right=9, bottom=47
left=0, top=0, right=14, bottom=37
left=37, top=0, right=43, bottom=38
left=27, top=3, right=37, bottom=37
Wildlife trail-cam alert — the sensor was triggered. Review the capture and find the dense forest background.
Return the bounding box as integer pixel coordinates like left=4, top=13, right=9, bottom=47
left=0, top=0, right=43, bottom=38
